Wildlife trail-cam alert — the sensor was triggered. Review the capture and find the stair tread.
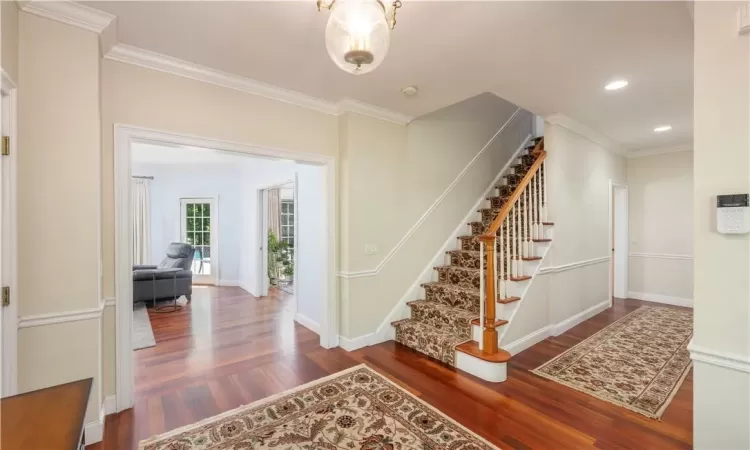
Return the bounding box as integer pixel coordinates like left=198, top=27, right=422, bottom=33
left=470, top=318, right=509, bottom=327
left=498, top=296, right=521, bottom=304
left=407, top=300, right=477, bottom=320
left=455, top=341, right=512, bottom=363
left=533, top=239, right=552, bottom=242
left=434, top=264, right=477, bottom=273
left=522, top=256, right=542, bottom=261
left=510, top=276, right=532, bottom=281
left=422, top=281, right=477, bottom=294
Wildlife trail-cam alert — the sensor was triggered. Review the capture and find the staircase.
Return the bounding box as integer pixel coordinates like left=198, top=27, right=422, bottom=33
left=391, top=137, right=552, bottom=382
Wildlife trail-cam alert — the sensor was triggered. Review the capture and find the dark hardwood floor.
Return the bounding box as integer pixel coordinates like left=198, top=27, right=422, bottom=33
left=89, top=290, right=692, bottom=449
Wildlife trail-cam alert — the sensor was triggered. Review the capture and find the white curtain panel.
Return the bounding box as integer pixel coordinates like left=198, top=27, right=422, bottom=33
left=268, top=188, right=282, bottom=239
left=132, top=179, right=152, bottom=265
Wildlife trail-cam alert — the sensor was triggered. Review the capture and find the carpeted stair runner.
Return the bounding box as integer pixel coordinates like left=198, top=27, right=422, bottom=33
left=392, top=137, right=542, bottom=366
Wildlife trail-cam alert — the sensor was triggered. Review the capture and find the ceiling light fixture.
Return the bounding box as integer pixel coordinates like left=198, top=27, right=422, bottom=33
left=604, top=80, right=628, bottom=91
left=654, top=125, right=672, bottom=132
left=317, top=0, right=402, bottom=75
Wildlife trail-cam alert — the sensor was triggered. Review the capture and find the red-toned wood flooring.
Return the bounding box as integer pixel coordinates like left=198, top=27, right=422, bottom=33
left=89, top=289, right=692, bottom=449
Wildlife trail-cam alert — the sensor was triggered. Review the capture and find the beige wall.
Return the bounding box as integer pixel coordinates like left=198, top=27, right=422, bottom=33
left=1, top=0, right=18, bottom=83
left=502, top=123, right=627, bottom=344
left=693, top=3, right=750, bottom=448
left=627, top=151, right=693, bottom=301
left=340, top=94, right=529, bottom=337
left=17, top=12, right=102, bottom=423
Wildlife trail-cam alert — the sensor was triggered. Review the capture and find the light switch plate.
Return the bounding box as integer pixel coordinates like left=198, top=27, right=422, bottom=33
left=364, top=244, right=378, bottom=255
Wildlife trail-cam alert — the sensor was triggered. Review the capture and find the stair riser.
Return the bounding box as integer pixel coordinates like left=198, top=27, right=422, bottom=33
left=394, top=323, right=462, bottom=366
left=409, top=303, right=472, bottom=339
left=449, top=248, right=532, bottom=270
left=437, top=266, right=480, bottom=290
left=424, top=284, right=479, bottom=313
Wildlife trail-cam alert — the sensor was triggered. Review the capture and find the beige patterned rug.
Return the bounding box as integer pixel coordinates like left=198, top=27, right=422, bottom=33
left=139, top=364, right=497, bottom=449
left=532, top=306, right=693, bottom=419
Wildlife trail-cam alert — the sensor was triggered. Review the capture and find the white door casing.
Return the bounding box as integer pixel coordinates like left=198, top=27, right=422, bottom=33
left=0, top=71, right=18, bottom=398
left=609, top=181, right=629, bottom=302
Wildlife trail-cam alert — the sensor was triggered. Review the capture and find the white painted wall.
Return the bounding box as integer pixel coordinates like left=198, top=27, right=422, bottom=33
left=295, top=164, right=326, bottom=326
left=500, top=123, right=627, bottom=347
left=627, top=151, right=693, bottom=304
left=132, top=161, right=244, bottom=284
left=693, top=3, right=750, bottom=448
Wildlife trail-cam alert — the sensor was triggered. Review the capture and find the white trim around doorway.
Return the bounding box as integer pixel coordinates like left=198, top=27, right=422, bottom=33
left=608, top=180, right=629, bottom=305
left=114, top=125, right=338, bottom=413
left=1, top=70, right=18, bottom=398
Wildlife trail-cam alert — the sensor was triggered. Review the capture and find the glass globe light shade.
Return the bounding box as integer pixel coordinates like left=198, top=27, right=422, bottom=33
left=325, top=0, right=390, bottom=75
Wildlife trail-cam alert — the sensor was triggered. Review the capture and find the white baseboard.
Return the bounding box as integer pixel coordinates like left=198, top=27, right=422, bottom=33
left=104, top=394, right=117, bottom=415
left=503, top=300, right=611, bottom=355
left=218, top=280, right=240, bottom=287
left=504, top=325, right=553, bottom=356
left=294, top=313, right=320, bottom=334
left=628, top=291, right=693, bottom=308
left=339, top=333, right=379, bottom=352
left=84, top=402, right=106, bottom=445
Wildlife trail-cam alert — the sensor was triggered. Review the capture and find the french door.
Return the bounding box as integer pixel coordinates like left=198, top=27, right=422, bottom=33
left=180, top=198, right=218, bottom=285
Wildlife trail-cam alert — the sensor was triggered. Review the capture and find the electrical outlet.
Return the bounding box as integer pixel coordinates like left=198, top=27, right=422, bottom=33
left=364, top=244, right=378, bottom=255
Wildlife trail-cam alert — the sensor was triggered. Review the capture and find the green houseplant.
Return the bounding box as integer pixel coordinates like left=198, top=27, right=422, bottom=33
left=268, top=230, right=293, bottom=285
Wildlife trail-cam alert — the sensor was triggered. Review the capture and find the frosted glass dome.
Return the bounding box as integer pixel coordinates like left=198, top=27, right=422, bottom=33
left=325, top=0, right=391, bottom=75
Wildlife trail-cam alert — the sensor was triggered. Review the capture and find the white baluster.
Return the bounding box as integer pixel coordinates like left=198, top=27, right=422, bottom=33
left=525, top=185, right=531, bottom=258
left=504, top=215, right=510, bottom=296
left=543, top=160, right=548, bottom=222
left=498, top=222, right=504, bottom=299
left=537, top=167, right=543, bottom=237
left=479, top=241, right=484, bottom=351
left=531, top=173, right=537, bottom=240
left=493, top=236, right=498, bottom=304
left=515, top=198, right=522, bottom=276
left=510, top=204, right=516, bottom=277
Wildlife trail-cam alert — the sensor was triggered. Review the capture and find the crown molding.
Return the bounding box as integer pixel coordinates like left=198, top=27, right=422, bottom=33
left=18, top=0, right=115, bottom=34
left=625, top=145, right=693, bottom=158
left=104, top=44, right=413, bottom=125
left=545, top=113, right=624, bottom=155
left=337, top=98, right=413, bottom=125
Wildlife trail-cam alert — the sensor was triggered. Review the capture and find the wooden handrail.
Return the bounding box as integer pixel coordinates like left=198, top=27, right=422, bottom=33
left=477, top=138, right=546, bottom=244
left=475, top=137, right=545, bottom=356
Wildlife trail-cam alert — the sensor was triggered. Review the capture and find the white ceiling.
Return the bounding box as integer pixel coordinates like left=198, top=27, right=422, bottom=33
left=85, top=1, right=694, bottom=151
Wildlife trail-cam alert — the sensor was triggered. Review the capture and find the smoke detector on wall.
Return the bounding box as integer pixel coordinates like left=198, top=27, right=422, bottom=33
left=402, top=86, right=418, bottom=97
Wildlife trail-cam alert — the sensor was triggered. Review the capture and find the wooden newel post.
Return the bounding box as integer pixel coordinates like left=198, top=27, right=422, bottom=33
left=478, top=235, right=498, bottom=354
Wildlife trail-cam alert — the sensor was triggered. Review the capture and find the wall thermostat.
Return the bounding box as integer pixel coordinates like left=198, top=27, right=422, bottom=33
left=717, top=194, right=749, bottom=234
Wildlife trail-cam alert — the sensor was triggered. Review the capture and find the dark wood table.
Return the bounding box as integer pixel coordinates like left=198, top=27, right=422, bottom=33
left=1, top=378, right=92, bottom=449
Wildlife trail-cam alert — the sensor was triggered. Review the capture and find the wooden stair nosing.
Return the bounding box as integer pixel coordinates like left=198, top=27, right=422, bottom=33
left=542, top=222, right=554, bottom=225
left=455, top=341, right=511, bottom=363
left=470, top=318, right=508, bottom=327
left=509, top=275, right=532, bottom=282
left=498, top=296, right=521, bottom=304
left=532, top=239, right=552, bottom=242
left=521, top=256, right=542, bottom=261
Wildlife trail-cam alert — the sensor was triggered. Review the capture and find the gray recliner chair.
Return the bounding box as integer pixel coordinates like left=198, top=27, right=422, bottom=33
left=133, top=242, right=195, bottom=304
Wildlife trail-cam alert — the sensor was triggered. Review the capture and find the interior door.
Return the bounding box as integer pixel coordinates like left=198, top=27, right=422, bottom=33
left=180, top=198, right=218, bottom=285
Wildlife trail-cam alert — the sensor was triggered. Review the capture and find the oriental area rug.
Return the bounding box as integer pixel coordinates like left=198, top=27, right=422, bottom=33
left=532, top=306, right=693, bottom=419
left=139, top=364, right=497, bottom=449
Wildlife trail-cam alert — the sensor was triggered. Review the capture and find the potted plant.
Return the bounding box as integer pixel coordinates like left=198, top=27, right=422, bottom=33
left=268, top=230, right=293, bottom=285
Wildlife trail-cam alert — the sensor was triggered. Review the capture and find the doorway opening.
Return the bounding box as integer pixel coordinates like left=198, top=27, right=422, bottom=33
left=115, top=126, right=336, bottom=413
left=610, top=181, right=629, bottom=303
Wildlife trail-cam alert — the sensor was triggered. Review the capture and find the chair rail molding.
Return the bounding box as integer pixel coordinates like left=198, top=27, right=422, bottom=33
left=19, top=0, right=116, bottom=33
left=18, top=301, right=108, bottom=328
left=688, top=342, right=750, bottom=373
left=537, top=256, right=611, bottom=275
left=629, top=252, right=693, bottom=260
left=337, top=109, right=525, bottom=279
left=104, top=44, right=413, bottom=125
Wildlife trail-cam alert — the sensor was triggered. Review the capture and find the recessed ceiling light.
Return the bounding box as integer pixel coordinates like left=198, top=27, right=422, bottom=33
left=654, top=125, right=672, bottom=133
left=605, top=80, right=628, bottom=91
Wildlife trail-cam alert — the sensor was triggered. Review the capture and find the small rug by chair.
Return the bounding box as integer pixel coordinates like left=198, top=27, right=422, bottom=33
left=139, top=364, right=497, bottom=450
left=133, top=303, right=156, bottom=350
left=531, top=306, right=693, bottom=419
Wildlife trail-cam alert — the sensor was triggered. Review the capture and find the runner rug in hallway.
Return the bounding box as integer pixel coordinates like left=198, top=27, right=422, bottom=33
left=139, top=364, right=497, bottom=449
left=532, top=306, right=693, bottom=419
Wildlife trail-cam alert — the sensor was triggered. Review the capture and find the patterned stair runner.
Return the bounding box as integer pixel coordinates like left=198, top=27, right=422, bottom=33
left=392, top=137, right=543, bottom=366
